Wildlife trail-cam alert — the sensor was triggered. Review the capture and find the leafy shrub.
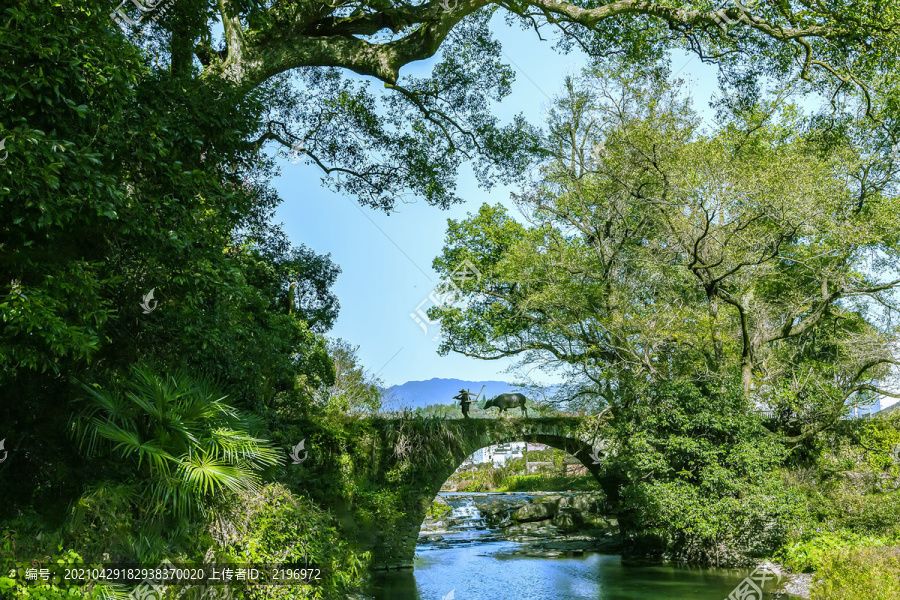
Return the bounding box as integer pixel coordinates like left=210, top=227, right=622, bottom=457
left=425, top=499, right=452, bottom=520
left=613, top=380, right=803, bottom=566
left=445, top=448, right=604, bottom=493
left=773, top=416, right=900, bottom=572
left=857, top=415, right=900, bottom=474
left=496, top=474, right=601, bottom=492
left=211, top=483, right=369, bottom=600
left=0, top=529, right=126, bottom=599
left=778, top=529, right=897, bottom=573
left=811, top=546, right=900, bottom=600
left=783, top=477, right=900, bottom=543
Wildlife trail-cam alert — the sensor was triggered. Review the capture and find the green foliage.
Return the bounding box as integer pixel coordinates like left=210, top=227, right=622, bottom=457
left=810, top=546, right=900, bottom=600
left=494, top=474, right=601, bottom=492
left=282, top=248, right=341, bottom=333
left=140, top=0, right=900, bottom=212
left=0, top=0, right=142, bottom=375
left=781, top=463, right=900, bottom=542
left=312, top=340, right=382, bottom=415
left=771, top=415, right=900, bottom=574
left=858, top=416, right=900, bottom=474
left=425, top=500, right=452, bottom=520
left=413, top=404, right=463, bottom=418
left=255, top=19, right=542, bottom=211
left=70, top=365, right=282, bottom=561
left=431, top=66, right=900, bottom=434
left=0, top=0, right=339, bottom=522
left=378, top=412, right=471, bottom=477
left=446, top=462, right=504, bottom=492
left=0, top=530, right=126, bottom=599
left=612, top=380, right=802, bottom=566
left=445, top=449, right=601, bottom=492
left=212, top=484, right=369, bottom=600
left=67, top=484, right=158, bottom=565
left=778, top=530, right=899, bottom=573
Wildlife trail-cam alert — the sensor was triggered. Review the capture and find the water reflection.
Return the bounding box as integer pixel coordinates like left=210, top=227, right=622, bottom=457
left=374, top=546, right=792, bottom=600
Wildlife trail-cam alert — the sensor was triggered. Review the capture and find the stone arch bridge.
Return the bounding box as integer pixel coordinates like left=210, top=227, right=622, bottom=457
left=342, top=416, right=614, bottom=570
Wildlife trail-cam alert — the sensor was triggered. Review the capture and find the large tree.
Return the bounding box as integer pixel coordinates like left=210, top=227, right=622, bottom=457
left=431, top=67, right=900, bottom=441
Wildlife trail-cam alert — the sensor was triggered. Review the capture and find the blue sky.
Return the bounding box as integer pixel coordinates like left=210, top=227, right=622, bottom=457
left=271, top=17, right=722, bottom=388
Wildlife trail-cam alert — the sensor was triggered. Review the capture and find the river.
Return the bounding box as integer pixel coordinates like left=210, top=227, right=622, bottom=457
left=372, top=493, right=802, bottom=600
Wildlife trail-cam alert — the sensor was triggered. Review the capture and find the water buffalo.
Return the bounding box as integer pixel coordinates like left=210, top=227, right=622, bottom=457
left=483, top=393, right=528, bottom=418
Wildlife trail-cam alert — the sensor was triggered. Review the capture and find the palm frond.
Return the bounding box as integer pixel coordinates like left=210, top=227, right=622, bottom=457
left=125, top=389, right=168, bottom=423
left=74, top=363, right=280, bottom=529
left=93, top=418, right=175, bottom=472
left=205, top=428, right=284, bottom=467
left=177, top=452, right=260, bottom=496
left=147, top=474, right=198, bottom=519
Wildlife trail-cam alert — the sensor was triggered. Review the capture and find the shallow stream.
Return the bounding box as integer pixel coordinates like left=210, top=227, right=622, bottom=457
left=372, top=493, right=801, bottom=600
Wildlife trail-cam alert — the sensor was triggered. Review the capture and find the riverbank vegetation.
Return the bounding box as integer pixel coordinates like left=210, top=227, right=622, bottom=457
left=810, top=546, right=900, bottom=600
left=442, top=439, right=602, bottom=493
left=444, top=457, right=602, bottom=493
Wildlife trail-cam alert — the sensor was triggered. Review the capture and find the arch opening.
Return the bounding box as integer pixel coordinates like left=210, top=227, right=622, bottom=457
left=409, top=437, right=619, bottom=569
left=369, top=417, right=617, bottom=570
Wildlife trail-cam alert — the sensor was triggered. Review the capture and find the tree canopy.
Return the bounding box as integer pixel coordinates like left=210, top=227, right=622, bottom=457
left=101, top=0, right=900, bottom=210
left=0, top=0, right=336, bottom=519
left=431, top=67, right=900, bottom=441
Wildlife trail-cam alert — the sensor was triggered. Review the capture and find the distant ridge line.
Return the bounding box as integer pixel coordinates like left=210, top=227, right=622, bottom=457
left=382, top=377, right=555, bottom=411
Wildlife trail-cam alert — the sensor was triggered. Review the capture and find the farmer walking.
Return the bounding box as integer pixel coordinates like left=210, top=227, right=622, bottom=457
left=453, top=385, right=484, bottom=418
left=453, top=388, right=475, bottom=418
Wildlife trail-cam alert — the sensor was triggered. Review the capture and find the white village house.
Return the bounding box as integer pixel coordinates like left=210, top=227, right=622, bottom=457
left=460, top=442, right=551, bottom=468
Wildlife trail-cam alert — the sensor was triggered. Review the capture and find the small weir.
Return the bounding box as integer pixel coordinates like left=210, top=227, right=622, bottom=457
left=418, top=494, right=504, bottom=549
left=444, top=496, right=486, bottom=531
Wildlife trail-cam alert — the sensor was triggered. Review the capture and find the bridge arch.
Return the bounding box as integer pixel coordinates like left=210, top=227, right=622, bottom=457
left=372, top=417, right=612, bottom=570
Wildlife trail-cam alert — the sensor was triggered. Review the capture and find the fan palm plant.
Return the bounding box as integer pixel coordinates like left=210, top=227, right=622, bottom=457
left=73, top=365, right=283, bottom=522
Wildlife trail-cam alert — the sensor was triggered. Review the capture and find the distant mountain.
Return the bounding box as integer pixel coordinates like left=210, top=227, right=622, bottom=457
left=880, top=400, right=900, bottom=415
left=382, top=378, right=533, bottom=411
